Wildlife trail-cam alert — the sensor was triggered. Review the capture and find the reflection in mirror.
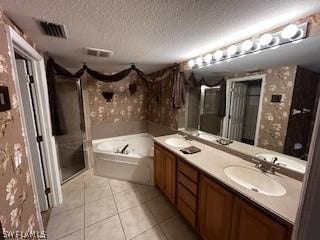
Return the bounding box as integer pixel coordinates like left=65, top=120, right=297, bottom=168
left=182, top=35, right=320, bottom=174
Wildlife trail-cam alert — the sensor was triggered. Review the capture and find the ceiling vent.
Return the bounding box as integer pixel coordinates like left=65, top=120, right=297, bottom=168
left=38, top=20, right=67, bottom=38
left=83, top=47, right=113, bottom=58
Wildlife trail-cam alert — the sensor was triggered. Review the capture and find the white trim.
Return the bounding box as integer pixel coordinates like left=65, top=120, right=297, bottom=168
left=6, top=27, right=62, bottom=214
left=223, top=74, right=266, bottom=145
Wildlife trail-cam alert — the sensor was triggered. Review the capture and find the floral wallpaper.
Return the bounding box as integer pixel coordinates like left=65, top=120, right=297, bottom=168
left=86, top=68, right=182, bottom=129
left=147, top=69, right=183, bottom=129
left=87, top=73, right=148, bottom=125
left=0, top=11, right=41, bottom=233
left=226, top=66, right=297, bottom=153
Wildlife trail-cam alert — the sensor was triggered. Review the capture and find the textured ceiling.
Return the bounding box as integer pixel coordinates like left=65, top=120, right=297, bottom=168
left=1, top=0, right=320, bottom=73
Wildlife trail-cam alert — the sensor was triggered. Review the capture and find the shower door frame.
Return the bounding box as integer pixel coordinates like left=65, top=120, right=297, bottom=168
left=57, top=78, right=88, bottom=183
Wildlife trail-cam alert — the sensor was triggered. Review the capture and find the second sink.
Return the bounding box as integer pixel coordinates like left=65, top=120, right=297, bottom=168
left=224, top=165, right=286, bottom=197
left=165, top=138, right=191, bottom=148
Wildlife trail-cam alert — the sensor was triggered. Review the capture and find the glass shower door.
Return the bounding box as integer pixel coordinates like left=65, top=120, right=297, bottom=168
left=54, top=77, right=86, bottom=182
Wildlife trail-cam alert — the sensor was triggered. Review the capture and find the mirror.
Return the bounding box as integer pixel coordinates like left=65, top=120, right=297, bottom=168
left=182, top=35, right=320, bottom=174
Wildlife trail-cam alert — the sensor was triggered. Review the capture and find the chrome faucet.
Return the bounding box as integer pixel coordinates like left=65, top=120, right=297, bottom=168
left=183, top=134, right=192, bottom=141
left=253, top=158, right=280, bottom=174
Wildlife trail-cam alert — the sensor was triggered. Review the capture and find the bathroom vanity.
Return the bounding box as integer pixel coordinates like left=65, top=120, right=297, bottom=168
left=153, top=134, right=302, bottom=240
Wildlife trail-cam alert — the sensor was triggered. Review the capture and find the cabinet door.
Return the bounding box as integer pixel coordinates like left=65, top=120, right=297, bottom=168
left=199, top=175, right=233, bottom=240
left=154, top=145, right=165, bottom=190
left=164, top=150, right=177, bottom=203
left=231, top=197, right=291, bottom=240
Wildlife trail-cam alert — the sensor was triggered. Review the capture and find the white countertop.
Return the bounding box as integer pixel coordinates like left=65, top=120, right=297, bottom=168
left=154, top=134, right=302, bottom=224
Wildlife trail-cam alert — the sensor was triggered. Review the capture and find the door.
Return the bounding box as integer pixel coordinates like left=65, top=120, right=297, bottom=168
left=15, top=59, right=49, bottom=211
left=154, top=145, right=165, bottom=189
left=231, top=197, right=291, bottom=240
left=228, top=82, right=247, bottom=141
left=199, top=175, right=233, bottom=240
left=164, top=150, right=176, bottom=203
left=154, top=144, right=176, bottom=203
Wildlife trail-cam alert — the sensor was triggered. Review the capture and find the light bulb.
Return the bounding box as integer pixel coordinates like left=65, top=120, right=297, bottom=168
left=241, top=40, right=254, bottom=52
left=188, top=59, right=195, bottom=68
left=214, top=50, right=224, bottom=61
left=204, top=54, right=212, bottom=64
left=259, top=33, right=273, bottom=46
left=281, top=24, right=299, bottom=39
left=196, top=57, right=203, bottom=66
left=227, top=45, right=238, bottom=57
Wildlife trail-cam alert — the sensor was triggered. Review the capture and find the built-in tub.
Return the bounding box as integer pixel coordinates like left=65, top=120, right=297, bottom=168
left=93, top=133, right=154, bottom=185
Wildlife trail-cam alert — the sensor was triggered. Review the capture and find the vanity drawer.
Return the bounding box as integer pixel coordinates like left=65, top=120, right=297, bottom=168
left=177, top=197, right=196, bottom=227
left=177, top=183, right=197, bottom=210
left=178, top=172, right=198, bottom=195
left=178, top=160, right=199, bottom=183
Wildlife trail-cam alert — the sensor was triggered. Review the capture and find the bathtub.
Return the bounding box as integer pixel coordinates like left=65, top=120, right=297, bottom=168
left=92, top=133, right=154, bottom=185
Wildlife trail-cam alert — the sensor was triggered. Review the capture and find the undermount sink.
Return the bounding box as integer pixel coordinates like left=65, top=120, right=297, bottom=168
left=224, top=166, right=286, bottom=196
left=256, top=153, right=306, bottom=173
left=165, top=138, right=191, bottom=148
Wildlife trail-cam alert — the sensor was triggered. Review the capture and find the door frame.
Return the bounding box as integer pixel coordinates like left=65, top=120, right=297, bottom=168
left=6, top=27, right=62, bottom=212
left=223, top=74, right=266, bottom=146
left=293, top=100, right=320, bottom=239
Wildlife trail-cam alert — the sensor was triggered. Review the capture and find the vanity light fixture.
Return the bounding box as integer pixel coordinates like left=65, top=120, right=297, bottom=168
left=241, top=39, right=254, bottom=53
left=227, top=45, right=239, bottom=58
left=187, top=22, right=307, bottom=69
left=204, top=54, right=213, bottom=64
left=259, top=33, right=273, bottom=46
left=196, top=56, right=203, bottom=66
left=214, top=50, right=224, bottom=61
left=281, top=24, right=300, bottom=40
left=188, top=59, right=195, bottom=68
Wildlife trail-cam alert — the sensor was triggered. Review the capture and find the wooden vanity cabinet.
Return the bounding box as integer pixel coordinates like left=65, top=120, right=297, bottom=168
left=231, top=197, right=291, bottom=240
left=154, top=144, right=176, bottom=203
left=154, top=143, right=293, bottom=240
left=198, top=174, right=234, bottom=240
left=177, top=160, right=199, bottom=227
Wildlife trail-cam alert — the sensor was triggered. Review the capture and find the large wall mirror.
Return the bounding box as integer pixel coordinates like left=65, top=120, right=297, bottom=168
left=182, top=34, right=320, bottom=175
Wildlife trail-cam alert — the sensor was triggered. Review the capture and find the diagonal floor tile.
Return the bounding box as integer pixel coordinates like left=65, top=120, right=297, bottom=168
left=56, top=229, right=84, bottom=240
left=85, top=175, right=109, bottom=189
left=136, top=184, right=160, bottom=201
left=114, top=189, right=144, bottom=212
left=85, top=215, right=125, bottom=240
left=84, top=185, right=112, bottom=204
left=47, top=206, right=84, bottom=240
left=160, top=215, right=199, bottom=240
left=51, top=188, right=84, bottom=216
left=85, top=195, right=117, bottom=226
left=146, top=196, right=177, bottom=223
left=119, top=204, right=157, bottom=239
left=131, top=225, right=166, bottom=240
left=109, top=179, right=138, bottom=194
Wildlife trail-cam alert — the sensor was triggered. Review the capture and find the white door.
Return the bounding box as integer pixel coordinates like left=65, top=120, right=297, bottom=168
left=15, top=59, right=49, bottom=211
left=228, top=82, right=247, bottom=141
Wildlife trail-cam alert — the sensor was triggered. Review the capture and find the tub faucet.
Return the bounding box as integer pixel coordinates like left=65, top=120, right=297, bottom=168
left=272, top=157, right=278, bottom=164
left=120, top=144, right=129, bottom=154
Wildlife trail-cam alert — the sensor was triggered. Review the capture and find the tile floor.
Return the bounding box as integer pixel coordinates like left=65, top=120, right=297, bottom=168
left=46, top=171, right=199, bottom=240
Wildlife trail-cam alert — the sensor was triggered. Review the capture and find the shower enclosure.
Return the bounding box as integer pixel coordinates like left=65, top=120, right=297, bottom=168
left=54, top=77, right=86, bottom=182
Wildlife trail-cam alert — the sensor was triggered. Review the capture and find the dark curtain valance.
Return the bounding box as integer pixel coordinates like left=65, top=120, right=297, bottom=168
left=46, top=57, right=148, bottom=82
left=46, top=57, right=185, bottom=135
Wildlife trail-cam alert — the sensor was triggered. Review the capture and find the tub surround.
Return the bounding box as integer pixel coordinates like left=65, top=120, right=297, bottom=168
left=154, top=134, right=302, bottom=224
left=93, top=133, right=154, bottom=185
